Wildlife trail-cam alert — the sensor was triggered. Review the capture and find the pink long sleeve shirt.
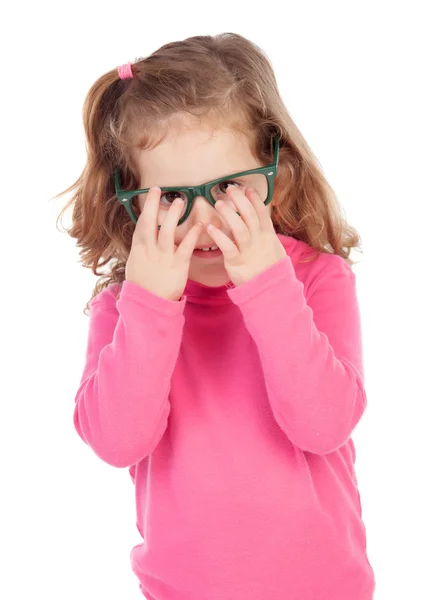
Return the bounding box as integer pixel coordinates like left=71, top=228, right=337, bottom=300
left=73, top=232, right=376, bottom=600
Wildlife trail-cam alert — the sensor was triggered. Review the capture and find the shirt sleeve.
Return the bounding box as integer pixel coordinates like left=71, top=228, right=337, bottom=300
left=73, top=281, right=187, bottom=468
left=227, top=254, right=367, bottom=455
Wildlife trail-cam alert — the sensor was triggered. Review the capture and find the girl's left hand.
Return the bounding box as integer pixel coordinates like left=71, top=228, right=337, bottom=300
left=206, top=186, right=287, bottom=287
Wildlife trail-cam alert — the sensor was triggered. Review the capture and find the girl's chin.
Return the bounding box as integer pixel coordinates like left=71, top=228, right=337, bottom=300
left=189, top=264, right=230, bottom=286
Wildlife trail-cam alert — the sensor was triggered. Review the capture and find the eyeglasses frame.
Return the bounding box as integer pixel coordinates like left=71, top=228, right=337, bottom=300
left=113, top=135, right=280, bottom=229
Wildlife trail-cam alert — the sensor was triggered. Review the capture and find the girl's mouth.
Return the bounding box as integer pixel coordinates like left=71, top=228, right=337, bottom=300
left=192, top=247, right=223, bottom=258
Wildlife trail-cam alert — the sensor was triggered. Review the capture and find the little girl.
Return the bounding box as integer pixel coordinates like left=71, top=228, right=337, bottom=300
left=56, top=33, right=376, bottom=600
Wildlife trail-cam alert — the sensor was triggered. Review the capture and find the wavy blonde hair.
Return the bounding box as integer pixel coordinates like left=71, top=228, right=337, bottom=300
left=54, top=32, right=363, bottom=316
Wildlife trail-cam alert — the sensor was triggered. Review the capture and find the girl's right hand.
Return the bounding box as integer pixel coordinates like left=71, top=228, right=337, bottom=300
left=125, top=187, right=203, bottom=301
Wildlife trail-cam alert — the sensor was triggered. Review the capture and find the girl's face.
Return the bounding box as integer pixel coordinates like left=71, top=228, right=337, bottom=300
left=133, top=122, right=273, bottom=287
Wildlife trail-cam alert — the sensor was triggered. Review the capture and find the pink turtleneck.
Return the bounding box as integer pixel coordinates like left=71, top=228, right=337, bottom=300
left=73, top=233, right=376, bottom=599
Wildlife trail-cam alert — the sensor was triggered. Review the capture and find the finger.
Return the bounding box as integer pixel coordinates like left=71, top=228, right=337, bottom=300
left=177, top=222, right=203, bottom=260
left=207, top=225, right=238, bottom=255
left=136, top=186, right=161, bottom=247
left=158, top=197, right=186, bottom=251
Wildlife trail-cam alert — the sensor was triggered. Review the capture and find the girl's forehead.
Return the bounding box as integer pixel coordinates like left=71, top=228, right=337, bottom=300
left=133, top=128, right=259, bottom=187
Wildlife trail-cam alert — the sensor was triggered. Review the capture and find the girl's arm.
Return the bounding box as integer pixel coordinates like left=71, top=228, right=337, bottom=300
left=227, top=254, right=367, bottom=455
left=73, top=281, right=186, bottom=468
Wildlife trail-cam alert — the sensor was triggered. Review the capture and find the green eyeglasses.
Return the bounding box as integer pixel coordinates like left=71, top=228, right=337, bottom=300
left=114, top=135, right=280, bottom=229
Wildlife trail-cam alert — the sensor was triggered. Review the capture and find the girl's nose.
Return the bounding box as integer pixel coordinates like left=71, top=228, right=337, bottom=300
left=186, top=196, right=227, bottom=232
left=188, top=195, right=220, bottom=222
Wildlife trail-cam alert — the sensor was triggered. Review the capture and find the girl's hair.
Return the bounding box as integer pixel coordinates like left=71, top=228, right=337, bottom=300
left=54, top=32, right=364, bottom=316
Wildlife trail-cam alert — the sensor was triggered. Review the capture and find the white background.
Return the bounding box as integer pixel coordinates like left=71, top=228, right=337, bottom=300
left=2, top=1, right=430, bottom=599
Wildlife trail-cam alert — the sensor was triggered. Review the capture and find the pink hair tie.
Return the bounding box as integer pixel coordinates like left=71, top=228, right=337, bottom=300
left=118, top=62, right=133, bottom=80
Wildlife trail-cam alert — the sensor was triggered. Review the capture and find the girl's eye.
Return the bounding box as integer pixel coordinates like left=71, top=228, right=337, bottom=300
left=216, top=180, right=241, bottom=195
left=157, top=181, right=243, bottom=207
left=160, top=191, right=184, bottom=205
